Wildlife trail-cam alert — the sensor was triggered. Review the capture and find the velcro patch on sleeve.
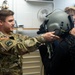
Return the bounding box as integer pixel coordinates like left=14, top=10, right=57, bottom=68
left=5, top=40, right=13, bottom=47
left=0, top=39, right=16, bottom=51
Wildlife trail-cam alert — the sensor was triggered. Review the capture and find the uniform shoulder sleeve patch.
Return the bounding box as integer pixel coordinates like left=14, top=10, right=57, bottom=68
left=5, top=40, right=13, bottom=47
left=0, top=40, right=17, bottom=51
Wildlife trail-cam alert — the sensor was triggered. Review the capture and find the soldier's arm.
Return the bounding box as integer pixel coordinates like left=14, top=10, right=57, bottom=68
left=0, top=32, right=59, bottom=55
left=0, top=35, right=45, bottom=55
left=14, top=34, right=47, bottom=55
left=15, top=32, right=59, bottom=55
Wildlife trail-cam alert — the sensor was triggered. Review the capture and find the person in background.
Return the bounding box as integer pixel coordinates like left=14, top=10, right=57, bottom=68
left=38, top=7, right=75, bottom=75
left=0, top=9, right=59, bottom=75
left=65, top=6, right=75, bottom=26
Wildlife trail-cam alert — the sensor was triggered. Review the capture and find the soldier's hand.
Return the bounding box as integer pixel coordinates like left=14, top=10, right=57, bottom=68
left=41, top=31, right=60, bottom=41
left=69, top=28, right=75, bottom=36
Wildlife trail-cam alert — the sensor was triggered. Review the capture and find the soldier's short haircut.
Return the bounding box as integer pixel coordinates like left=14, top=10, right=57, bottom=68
left=0, top=9, right=14, bottom=21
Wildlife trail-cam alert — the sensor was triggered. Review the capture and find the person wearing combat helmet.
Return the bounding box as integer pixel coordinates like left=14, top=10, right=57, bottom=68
left=38, top=9, right=75, bottom=75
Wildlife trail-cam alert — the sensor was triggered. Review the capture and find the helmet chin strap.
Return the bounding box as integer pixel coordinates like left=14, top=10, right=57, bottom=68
left=68, top=15, right=74, bottom=29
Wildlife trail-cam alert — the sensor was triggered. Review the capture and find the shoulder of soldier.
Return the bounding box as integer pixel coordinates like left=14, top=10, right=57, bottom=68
left=0, top=32, right=5, bottom=37
left=10, top=33, right=30, bottom=41
left=0, top=32, right=9, bottom=40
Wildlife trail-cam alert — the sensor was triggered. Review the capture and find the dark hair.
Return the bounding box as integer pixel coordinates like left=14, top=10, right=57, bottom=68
left=0, top=9, right=14, bottom=21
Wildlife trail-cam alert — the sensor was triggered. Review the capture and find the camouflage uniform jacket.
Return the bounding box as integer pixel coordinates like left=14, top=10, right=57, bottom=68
left=0, top=32, right=46, bottom=75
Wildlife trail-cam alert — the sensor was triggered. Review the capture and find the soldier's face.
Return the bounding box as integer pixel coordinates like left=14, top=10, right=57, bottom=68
left=2, top=16, right=15, bottom=33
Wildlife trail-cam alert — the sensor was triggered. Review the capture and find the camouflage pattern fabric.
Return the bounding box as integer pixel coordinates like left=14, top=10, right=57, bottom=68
left=0, top=32, right=45, bottom=75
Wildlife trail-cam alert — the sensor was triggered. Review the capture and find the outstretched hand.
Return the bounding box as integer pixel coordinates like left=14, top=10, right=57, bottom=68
left=69, top=28, right=75, bottom=36
left=41, top=31, right=60, bottom=41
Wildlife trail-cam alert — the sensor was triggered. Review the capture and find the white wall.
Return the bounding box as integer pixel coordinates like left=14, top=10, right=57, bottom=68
left=14, top=0, right=54, bottom=28
left=54, top=0, right=75, bottom=10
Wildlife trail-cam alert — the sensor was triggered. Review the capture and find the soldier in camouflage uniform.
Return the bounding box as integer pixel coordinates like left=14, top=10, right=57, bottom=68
left=0, top=9, right=59, bottom=75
